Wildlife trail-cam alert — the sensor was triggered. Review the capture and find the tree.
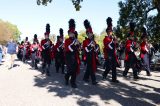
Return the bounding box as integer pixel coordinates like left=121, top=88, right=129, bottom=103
left=116, top=0, right=160, bottom=42
left=36, top=0, right=160, bottom=13
left=77, top=30, right=87, bottom=43
left=0, top=19, right=21, bottom=44
left=37, top=0, right=83, bottom=11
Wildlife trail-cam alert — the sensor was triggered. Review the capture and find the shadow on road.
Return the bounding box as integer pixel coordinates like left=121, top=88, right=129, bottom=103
left=33, top=64, right=160, bottom=106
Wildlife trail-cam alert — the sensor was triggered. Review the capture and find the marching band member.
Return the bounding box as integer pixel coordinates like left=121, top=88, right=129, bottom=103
left=17, top=41, right=24, bottom=60
left=22, top=37, right=31, bottom=62
left=82, top=19, right=98, bottom=85
left=41, top=24, right=53, bottom=76
left=30, top=34, right=40, bottom=69
left=140, top=27, right=151, bottom=76
left=74, top=30, right=81, bottom=74
left=94, top=35, right=101, bottom=66
left=82, top=37, right=88, bottom=66
left=102, top=17, right=119, bottom=83
left=123, top=22, right=139, bottom=79
left=64, top=19, right=80, bottom=88
left=50, top=38, right=55, bottom=63
left=54, top=28, right=65, bottom=74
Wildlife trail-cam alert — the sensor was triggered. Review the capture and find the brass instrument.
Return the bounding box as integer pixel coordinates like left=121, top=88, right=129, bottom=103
left=107, top=36, right=115, bottom=50
left=68, top=38, right=78, bottom=52
left=69, top=38, right=80, bottom=47
left=57, top=43, right=64, bottom=52
left=95, top=44, right=100, bottom=53
left=87, top=40, right=96, bottom=52
left=43, top=39, right=51, bottom=50
left=131, top=42, right=141, bottom=59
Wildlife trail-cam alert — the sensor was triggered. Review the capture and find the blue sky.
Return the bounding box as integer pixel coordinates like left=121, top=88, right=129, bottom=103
left=0, top=0, right=121, bottom=40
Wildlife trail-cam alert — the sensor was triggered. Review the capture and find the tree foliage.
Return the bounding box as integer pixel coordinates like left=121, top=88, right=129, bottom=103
left=116, top=0, right=160, bottom=43
left=36, top=0, right=160, bottom=13
left=37, top=0, right=83, bottom=11
left=0, top=19, right=21, bottom=44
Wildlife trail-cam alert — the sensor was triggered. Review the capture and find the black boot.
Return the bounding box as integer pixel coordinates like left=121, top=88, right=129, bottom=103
left=41, top=69, right=45, bottom=74
left=70, top=74, right=77, bottom=88
left=102, top=73, right=107, bottom=79
left=46, top=68, right=50, bottom=76
left=92, top=81, right=98, bottom=85
left=83, top=78, right=89, bottom=83
left=42, top=63, right=45, bottom=74
left=123, top=71, right=127, bottom=77
left=65, top=74, right=69, bottom=85
left=35, top=65, right=38, bottom=69
left=35, top=60, right=38, bottom=69
left=35, top=63, right=38, bottom=69
left=112, top=79, right=119, bottom=83
left=147, top=73, right=152, bottom=76
left=71, top=83, right=77, bottom=88
left=32, top=61, right=34, bottom=67
left=134, top=76, right=139, bottom=79
left=61, top=64, right=64, bottom=74
left=56, top=66, right=59, bottom=73
left=147, top=71, right=151, bottom=76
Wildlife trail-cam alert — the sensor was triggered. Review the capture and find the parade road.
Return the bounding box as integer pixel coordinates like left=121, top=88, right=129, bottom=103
left=0, top=58, right=160, bottom=106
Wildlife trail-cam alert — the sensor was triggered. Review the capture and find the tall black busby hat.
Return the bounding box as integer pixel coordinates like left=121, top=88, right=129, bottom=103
left=106, top=17, right=113, bottom=32
left=59, top=28, right=64, bottom=39
left=44, top=23, right=50, bottom=36
left=68, top=19, right=75, bottom=33
left=34, top=34, right=37, bottom=39
left=84, top=19, right=93, bottom=34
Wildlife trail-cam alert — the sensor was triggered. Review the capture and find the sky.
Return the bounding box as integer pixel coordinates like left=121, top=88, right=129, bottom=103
left=0, top=0, right=121, bottom=40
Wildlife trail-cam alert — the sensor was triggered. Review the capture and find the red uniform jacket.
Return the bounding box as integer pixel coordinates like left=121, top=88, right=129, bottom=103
left=140, top=41, right=148, bottom=59
left=24, top=41, right=31, bottom=57
left=54, top=42, right=64, bottom=59
left=41, top=39, right=53, bottom=58
left=103, top=36, right=113, bottom=50
left=55, top=42, right=62, bottom=53
left=30, top=43, right=41, bottom=58
left=18, top=45, right=23, bottom=50
left=103, top=36, right=118, bottom=61
left=125, top=39, right=136, bottom=61
left=64, top=38, right=74, bottom=52
left=83, top=38, right=97, bottom=73
left=64, top=38, right=80, bottom=74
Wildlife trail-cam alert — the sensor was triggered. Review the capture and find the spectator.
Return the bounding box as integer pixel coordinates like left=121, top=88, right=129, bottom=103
left=6, top=38, right=18, bottom=69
